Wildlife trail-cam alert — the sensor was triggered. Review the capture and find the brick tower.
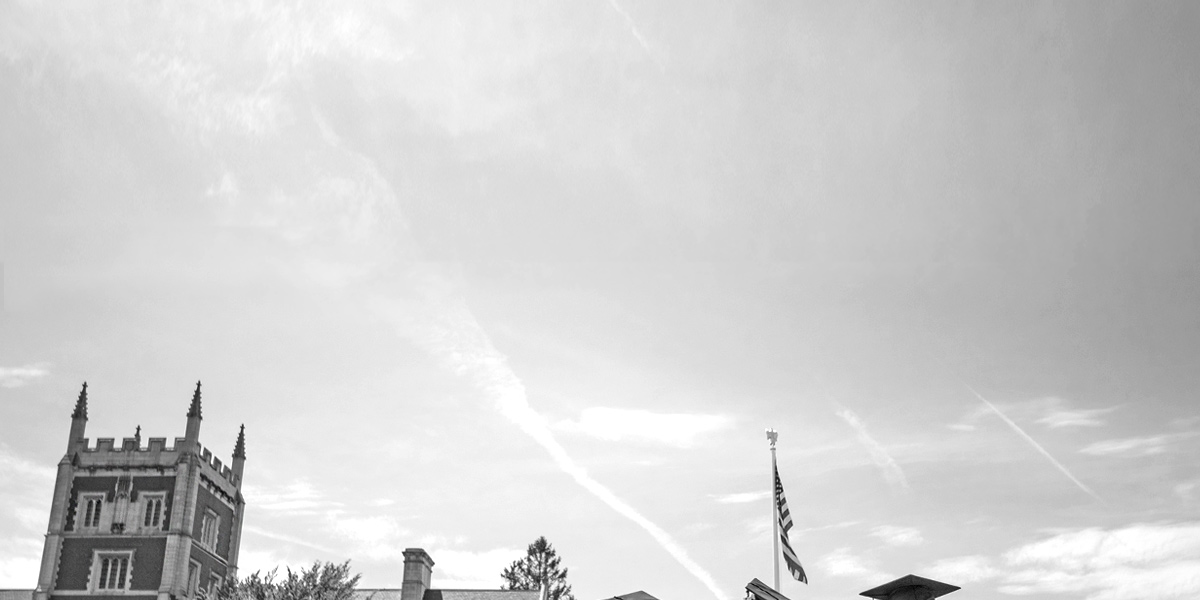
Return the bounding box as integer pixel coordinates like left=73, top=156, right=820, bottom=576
left=34, top=382, right=247, bottom=600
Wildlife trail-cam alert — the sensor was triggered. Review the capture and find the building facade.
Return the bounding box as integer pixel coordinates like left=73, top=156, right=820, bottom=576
left=34, top=382, right=246, bottom=600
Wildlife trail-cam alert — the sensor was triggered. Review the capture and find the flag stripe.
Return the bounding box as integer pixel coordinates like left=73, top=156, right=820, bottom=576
left=774, top=465, right=808, bottom=584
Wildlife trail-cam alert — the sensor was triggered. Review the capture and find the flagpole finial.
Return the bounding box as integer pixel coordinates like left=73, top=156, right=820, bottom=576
left=766, top=428, right=778, bottom=448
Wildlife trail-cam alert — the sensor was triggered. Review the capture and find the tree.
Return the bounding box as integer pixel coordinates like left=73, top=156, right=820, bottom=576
left=500, top=537, right=575, bottom=600
left=212, top=561, right=361, bottom=600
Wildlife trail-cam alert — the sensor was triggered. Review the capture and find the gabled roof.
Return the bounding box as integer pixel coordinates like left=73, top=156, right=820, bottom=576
left=355, top=589, right=540, bottom=600
left=601, top=592, right=661, bottom=600
left=426, top=591, right=541, bottom=600
left=745, top=579, right=791, bottom=600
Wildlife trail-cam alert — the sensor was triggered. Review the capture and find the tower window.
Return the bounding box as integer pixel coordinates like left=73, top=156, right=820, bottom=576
left=81, top=494, right=104, bottom=529
left=92, top=551, right=133, bottom=592
left=199, top=510, right=219, bottom=551
left=142, top=493, right=166, bottom=529
left=187, top=560, right=200, bottom=598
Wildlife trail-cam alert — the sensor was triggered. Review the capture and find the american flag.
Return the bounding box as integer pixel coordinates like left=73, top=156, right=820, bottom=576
left=775, top=464, right=808, bottom=584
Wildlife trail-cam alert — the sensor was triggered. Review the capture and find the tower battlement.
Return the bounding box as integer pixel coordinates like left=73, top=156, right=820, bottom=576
left=73, top=437, right=241, bottom=487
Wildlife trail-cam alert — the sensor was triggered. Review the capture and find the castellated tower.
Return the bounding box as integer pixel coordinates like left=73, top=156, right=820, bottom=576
left=34, top=382, right=247, bottom=600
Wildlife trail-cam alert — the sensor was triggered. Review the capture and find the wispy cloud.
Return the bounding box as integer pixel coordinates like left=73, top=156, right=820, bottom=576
left=1080, top=432, right=1197, bottom=457
left=328, top=514, right=410, bottom=561
left=959, top=384, right=1102, bottom=502
left=923, top=523, right=1200, bottom=599
left=949, top=396, right=1115, bottom=432
left=242, top=480, right=345, bottom=515
left=1038, top=406, right=1119, bottom=429
left=376, top=285, right=728, bottom=600
left=835, top=407, right=910, bottom=492
left=427, top=547, right=526, bottom=589
left=869, top=525, right=923, bottom=547
left=817, top=547, right=884, bottom=581
left=795, top=520, right=861, bottom=534
left=924, top=554, right=1001, bottom=584
left=0, top=362, right=50, bottom=388
left=0, top=444, right=56, bottom=482
left=242, top=525, right=334, bottom=554
left=711, top=491, right=769, bottom=504
left=1001, top=523, right=1200, bottom=599
left=601, top=0, right=662, bottom=71
left=556, top=407, right=731, bottom=447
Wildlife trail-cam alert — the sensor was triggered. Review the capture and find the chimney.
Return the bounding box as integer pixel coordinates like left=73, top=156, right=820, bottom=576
left=401, top=548, right=434, bottom=600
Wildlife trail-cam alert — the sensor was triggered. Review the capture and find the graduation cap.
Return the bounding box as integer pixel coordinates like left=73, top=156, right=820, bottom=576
left=859, top=574, right=960, bottom=600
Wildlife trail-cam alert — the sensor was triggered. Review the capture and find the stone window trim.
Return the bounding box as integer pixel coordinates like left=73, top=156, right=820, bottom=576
left=89, top=549, right=134, bottom=593
left=208, top=574, right=223, bottom=596
left=140, top=492, right=167, bottom=531
left=80, top=493, right=105, bottom=530
left=199, top=509, right=220, bottom=552
left=187, top=559, right=202, bottom=599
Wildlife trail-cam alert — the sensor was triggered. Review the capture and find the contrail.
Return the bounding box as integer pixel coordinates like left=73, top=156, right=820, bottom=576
left=961, top=383, right=1103, bottom=503
left=836, top=407, right=910, bottom=492
left=374, top=291, right=728, bottom=600
left=602, top=0, right=664, bottom=71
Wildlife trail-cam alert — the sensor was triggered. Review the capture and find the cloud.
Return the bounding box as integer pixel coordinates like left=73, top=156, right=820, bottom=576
left=949, top=396, right=1116, bottom=432
left=817, top=547, right=883, bottom=581
left=0, top=362, right=50, bottom=388
left=796, top=520, right=861, bottom=534
left=242, top=480, right=345, bottom=515
left=0, top=445, right=56, bottom=482
left=924, top=555, right=1000, bottom=584
left=328, top=514, right=410, bottom=561
left=869, top=525, right=923, bottom=547
left=999, top=523, right=1200, bottom=599
left=0, top=547, right=41, bottom=587
left=1080, top=432, right=1197, bottom=457
left=711, top=491, right=769, bottom=504
left=923, top=523, right=1200, bottom=600
left=242, top=525, right=334, bottom=553
left=1038, top=406, right=1119, bottom=429
left=427, top=547, right=525, bottom=588
left=556, top=407, right=731, bottom=447
left=835, top=407, right=910, bottom=492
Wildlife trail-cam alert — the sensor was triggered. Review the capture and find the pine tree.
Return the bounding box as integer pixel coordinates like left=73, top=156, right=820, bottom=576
left=500, top=537, right=575, bottom=600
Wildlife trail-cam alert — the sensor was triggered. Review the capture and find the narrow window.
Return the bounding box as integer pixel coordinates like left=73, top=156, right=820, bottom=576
left=93, top=551, right=133, bottom=592
left=187, top=561, right=200, bottom=598
left=200, top=510, right=219, bottom=550
left=142, top=494, right=165, bottom=529
left=82, top=494, right=104, bottom=528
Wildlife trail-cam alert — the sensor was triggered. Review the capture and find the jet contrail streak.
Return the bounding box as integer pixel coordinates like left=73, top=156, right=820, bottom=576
left=377, top=293, right=728, bottom=600
left=603, top=0, right=664, bottom=71
left=836, top=407, right=910, bottom=492
left=961, top=383, right=1103, bottom=503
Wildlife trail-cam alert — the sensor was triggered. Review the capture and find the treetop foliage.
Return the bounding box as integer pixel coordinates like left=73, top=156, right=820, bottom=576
left=500, top=536, right=575, bottom=600
left=212, top=561, right=361, bottom=600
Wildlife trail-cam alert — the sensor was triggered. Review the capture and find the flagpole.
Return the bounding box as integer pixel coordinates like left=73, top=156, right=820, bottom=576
left=767, top=428, right=780, bottom=592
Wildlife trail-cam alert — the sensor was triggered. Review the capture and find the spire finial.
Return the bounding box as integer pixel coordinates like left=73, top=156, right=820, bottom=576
left=187, top=380, right=202, bottom=419
left=71, top=382, right=89, bottom=420
left=233, top=424, right=246, bottom=459
left=134, top=425, right=142, bottom=444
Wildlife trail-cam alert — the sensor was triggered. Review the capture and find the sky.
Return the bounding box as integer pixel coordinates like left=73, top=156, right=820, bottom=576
left=1, top=1, right=1199, bottom=599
